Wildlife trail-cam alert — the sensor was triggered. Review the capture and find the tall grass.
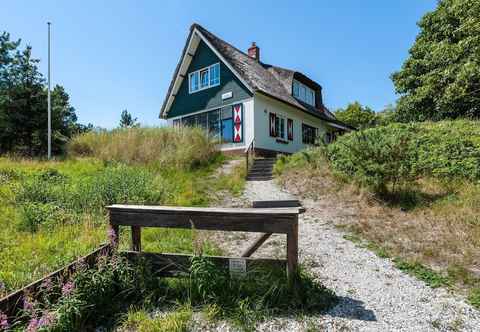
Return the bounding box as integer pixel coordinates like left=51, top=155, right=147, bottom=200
left=68, top=127, right=219, bottom=170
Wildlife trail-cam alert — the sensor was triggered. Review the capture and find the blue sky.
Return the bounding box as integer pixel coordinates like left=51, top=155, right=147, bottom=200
left=2, top=0, right=437, bottom=128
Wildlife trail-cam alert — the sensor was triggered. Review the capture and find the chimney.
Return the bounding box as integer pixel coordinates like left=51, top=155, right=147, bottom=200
left=248, top=42, right=260, bottom=61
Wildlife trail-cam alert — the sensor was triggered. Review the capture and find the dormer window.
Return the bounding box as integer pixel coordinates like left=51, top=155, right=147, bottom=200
left=293, top=80, right=315, bottom=106
left=189, top=63, right=220, bottom=93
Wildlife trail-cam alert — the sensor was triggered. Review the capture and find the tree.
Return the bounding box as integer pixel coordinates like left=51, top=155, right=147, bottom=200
left=392, top=0, right=480, bottom=122
left=0, top=31, right=85, bottom=155
left=119, top=109, right=138, bottom=128
left=334, top=102, right=376, bottom=129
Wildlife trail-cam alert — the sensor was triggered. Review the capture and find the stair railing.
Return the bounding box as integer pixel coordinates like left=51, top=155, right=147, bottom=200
left=245, top=138, right=255, bottom=175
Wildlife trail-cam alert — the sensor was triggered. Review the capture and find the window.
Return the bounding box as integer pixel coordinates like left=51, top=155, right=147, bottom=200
left=293, top=80, right=316, bottom=106
left=188, top=63, right=220, bottom=93
left=302, top=123, right=317, bottom=145
left=271, top=113, right=287, bottom=140
left=174, top=104, right=242, bottom=144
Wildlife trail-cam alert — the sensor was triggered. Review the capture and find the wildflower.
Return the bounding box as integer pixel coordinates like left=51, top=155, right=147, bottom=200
left=0, top=311, right=9, bottom=331
left=107, top=227, right=117, bottom=243
left=26, top=317, right=39, bottom=332
left=38, top=311, right=56, bottom=328
left=23, top=297, right=35, bottom=312
left=61, top=281, right=75, bottom=296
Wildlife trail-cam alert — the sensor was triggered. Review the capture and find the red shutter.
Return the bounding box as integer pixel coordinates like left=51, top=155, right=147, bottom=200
left=269, top=113, right=276, bottom=137
left=287, top=119, right=293, bottom=140
left=232, top=104, right=243, bottom=143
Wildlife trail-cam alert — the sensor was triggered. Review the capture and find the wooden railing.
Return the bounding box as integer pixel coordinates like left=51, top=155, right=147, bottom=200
left=245, top=138, right=255, bottom=175
left=107, top=204, right=300, bottom=277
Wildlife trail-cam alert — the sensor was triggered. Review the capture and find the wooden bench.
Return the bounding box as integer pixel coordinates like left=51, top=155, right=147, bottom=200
left=107, top=205, right=300, bottom=277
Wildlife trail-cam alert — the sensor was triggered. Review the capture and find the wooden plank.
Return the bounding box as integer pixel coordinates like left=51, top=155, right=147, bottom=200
left=253, top=200, right=301, bottom=208
left=286, top=219, right=299, bottom=278
left=252, top=200, right=305, bottom=213
left=131, top=226, right=141, bottom=252
left=121, top=251, right=286, bottom=277
left=241, top=233, right=272, bottom=257
left=0, top=244, right=111, bottom=319
left=108, top=207, right=299, bottom=234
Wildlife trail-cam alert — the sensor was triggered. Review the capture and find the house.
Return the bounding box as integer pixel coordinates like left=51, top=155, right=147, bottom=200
left=160, top=24, right=352, bottom=156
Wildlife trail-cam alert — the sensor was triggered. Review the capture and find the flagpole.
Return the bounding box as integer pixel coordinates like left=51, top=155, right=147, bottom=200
left=47, top=22, right=52, bottom=159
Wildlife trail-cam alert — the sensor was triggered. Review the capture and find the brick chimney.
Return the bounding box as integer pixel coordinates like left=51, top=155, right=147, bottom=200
left=248, top=42, right=260, bottom=61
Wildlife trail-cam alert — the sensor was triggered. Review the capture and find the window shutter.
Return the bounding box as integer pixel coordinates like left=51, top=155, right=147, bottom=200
left=232, top=104, right=243, bottom=143
left=287, top=119, right=293, bottom=141
left=269, top=113, right=276, bottom=137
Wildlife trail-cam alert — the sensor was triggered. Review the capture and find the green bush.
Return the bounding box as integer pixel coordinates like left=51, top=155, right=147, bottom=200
left=18, top=202, right=66, bottom=232
left=326, top=120, right=480, bottom=194
left=327, top=124, right=418, bottom=193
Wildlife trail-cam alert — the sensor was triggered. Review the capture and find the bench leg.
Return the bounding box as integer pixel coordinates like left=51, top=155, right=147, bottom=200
left=287, top=219, right=298, bottom=279
left=131, top=226, right=142, bottom=252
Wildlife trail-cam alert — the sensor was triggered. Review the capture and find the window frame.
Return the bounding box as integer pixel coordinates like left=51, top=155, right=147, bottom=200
left=302, top=123, right=317, bottom=145
left=188, top=62, right=221, bottom=94
left=292, top=79, right=316, bottom=107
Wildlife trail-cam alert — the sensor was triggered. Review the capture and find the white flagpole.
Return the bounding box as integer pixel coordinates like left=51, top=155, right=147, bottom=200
left=47, top=22, right=52, bottom=159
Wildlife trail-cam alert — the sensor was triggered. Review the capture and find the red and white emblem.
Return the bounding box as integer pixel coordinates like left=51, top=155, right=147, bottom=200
left=233, top=104, right=242, bottom=142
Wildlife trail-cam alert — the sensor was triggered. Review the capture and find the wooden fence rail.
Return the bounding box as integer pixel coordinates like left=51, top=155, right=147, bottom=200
left=107, top=204, right=300, bottom=277
left=0, top=243, right=111, bottom=318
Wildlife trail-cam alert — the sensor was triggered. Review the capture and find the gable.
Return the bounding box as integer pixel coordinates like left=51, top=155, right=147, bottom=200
left=166, top=40, right=252, bottom=119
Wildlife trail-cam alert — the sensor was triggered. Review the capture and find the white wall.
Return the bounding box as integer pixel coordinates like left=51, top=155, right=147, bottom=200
left=253, top=93, right=329, bottom=154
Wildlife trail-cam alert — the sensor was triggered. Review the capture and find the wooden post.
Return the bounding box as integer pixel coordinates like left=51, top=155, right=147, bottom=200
left=131, top=226, right=141, bottom=252
left=286, top=217, right=298, bottom=278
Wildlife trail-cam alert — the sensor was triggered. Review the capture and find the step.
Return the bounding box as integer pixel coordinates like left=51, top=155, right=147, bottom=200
left=247, top=177, right=273, bottom=181
left=248, top=171, right=273, bottom=176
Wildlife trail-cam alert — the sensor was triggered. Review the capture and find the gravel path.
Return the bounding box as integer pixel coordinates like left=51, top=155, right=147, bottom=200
left=224, top=179, right=480, bottom=332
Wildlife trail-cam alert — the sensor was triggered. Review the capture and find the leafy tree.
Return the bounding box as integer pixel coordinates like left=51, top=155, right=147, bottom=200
left=119, top=109, right=139, bottom=128
left=376, top=104, right=398, bottom=126
left=334, top=102, right=376, bottom=129
left=392, top=0, right=480, bottom=122
left=0, top=31, right=85, bottom=155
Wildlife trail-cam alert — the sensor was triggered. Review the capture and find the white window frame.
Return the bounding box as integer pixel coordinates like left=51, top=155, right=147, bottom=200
left=293, top=79, right=315, bottom=106
left=189, top=62, right=220, bottom=94
left=274, top=114, right=287, bottom=140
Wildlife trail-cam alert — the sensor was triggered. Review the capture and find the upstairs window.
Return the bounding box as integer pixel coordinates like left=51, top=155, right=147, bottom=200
left=189, top=63, right=220, bottom=93
left=293, top=80, right=315, bottom=106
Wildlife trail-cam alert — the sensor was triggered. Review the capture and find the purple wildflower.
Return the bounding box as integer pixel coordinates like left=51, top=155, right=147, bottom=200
left=0, top=311, right=9, bottom=331
left=107, top=227, right=117, bottom=243
left=26, top=317, right=39, bottom=332
left=23, top=297, right=35, bottom=312
left=38, top=311, right=56, bottom=328
left=61, top=281, right=75, bottom=296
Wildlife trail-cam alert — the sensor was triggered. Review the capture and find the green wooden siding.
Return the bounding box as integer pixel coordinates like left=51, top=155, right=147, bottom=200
left=166, top=40, right=252, bottom=119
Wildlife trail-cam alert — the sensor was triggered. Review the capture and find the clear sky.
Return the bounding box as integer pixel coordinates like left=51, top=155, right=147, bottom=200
left=2, top=0, right=437, bottom=128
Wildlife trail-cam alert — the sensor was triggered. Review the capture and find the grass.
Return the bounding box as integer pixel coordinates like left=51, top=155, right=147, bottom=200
left=121, top=306, right=193, bottom=332
left=0, top=150, right=243, bottom=296
left=275, top=147, right=480, bottom=308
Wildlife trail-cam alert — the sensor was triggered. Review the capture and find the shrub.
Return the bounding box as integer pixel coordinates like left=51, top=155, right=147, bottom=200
left=326, top=120, right=480, bottom=194
left=327, top=124, right=418, bottom=194
left=18, top=202, right=66, bottom=232
left=68, top=127, right=219, bottom=170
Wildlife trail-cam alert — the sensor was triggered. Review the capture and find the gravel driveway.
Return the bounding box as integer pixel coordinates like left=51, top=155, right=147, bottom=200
left=221, top=179, right=480, bottom=332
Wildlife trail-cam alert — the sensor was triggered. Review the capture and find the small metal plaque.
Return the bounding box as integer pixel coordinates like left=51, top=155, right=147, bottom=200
left=222, top=91, right=233, bottom=100
left=229, top=258, right=246, bottom=277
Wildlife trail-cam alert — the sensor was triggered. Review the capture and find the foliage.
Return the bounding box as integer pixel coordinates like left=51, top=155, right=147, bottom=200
left=327, top=124, right=418, bottom=194
left=334, top=101, right=377, bottom=129
left=391, top=0, right=480, bottom=121
left=15, top=254, right=336, bottom=331
left=119, top=109, right=139, bottom=128
left=0, top=31, right=87, bottom=156
left=325, top=120, right=480, bottom=194
left=0, top=155, right=243, bottom=295
left=68, top=126, right=220, bottom=170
